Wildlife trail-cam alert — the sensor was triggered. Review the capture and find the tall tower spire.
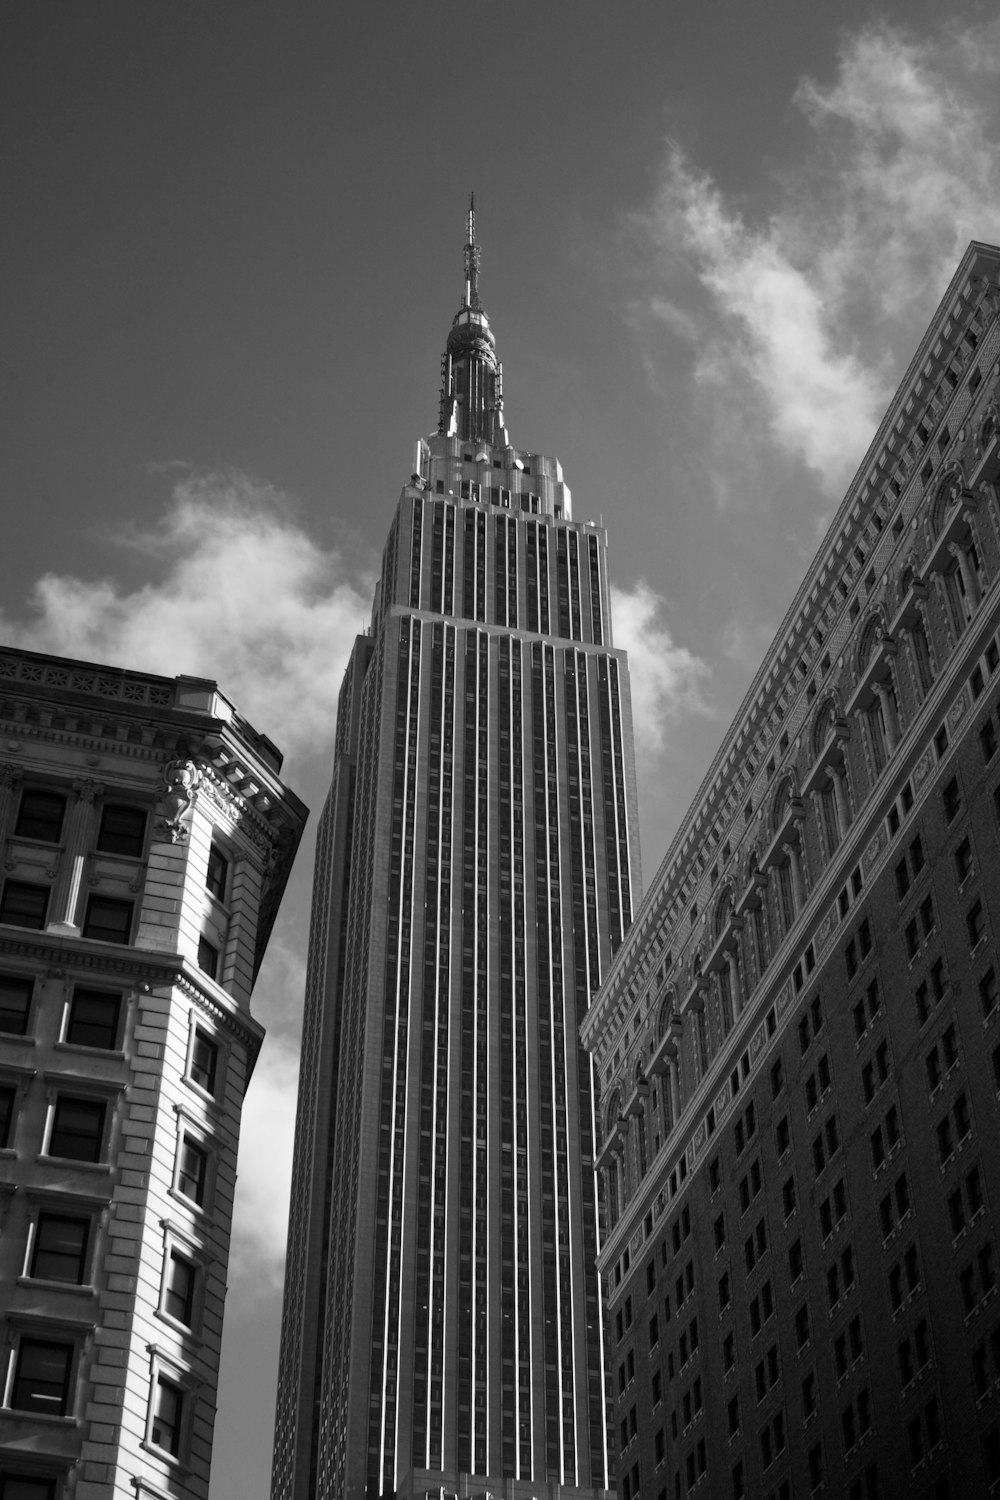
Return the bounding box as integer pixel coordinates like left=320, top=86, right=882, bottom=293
left=464, top=191, right=480, bottom=309
left=439, top=196, right=506, bottom=447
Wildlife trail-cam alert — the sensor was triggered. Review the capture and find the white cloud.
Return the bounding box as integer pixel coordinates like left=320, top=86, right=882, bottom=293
left=0, top=471, right=374, bottom=760
left=640, top=20, right=1000, bottom=497
left=611, top=580, right=709, bottom=759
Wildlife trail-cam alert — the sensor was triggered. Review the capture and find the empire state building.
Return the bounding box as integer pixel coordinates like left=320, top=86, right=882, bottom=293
left=272, top=206, right=641, bottom=1500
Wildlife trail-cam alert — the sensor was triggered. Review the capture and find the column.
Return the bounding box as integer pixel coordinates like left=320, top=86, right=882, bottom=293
left=874, top=679, right=899, bottom=752
left=950, top=540, right=981, bottom=609
left=726, top=946, right=743, bottom=1018
left=829, top=762, right=851, bottom=835
left=0, top=764, right=22, bottom=843
left=667, top=1059, right=680, bottom=1122
left=48, top=779, right=103, bottom=933
left=782, top=839, right=806, bottom=914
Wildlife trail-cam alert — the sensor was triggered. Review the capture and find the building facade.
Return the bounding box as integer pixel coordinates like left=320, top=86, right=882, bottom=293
left=272, top=210, right=641, bottom=1500
left=581, top=242, right=1000, bottom=1500
left=0, top=649, right=305, bottom=1499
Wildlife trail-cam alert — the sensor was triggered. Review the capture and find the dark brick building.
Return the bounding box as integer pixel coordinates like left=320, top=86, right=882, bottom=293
left=582, top=243, right=1000, bottom=1500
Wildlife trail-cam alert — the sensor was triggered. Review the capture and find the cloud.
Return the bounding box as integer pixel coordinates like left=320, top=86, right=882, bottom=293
left=0, top=470, right=374, bottom=761
left=611, top=580, right=709, bottom=759
left=639, top=19, right=1000, bottom=497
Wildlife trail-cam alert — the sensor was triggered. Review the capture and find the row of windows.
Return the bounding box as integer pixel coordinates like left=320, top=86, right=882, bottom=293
left=13, top=789, right=229, bottom=903
left=13, top=791, right=146, bottom=856
left=2, top=1333, right=194, bottom=1464
left=0, top=972, right=220, bottom=1083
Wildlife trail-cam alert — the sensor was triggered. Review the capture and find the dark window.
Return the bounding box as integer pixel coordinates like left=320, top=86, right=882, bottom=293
left=189, top=1028, right=219, bottom=1095
left=0, top=975, right=32, bottom=1035
left=0, top=882, right=49, bottom=930
left=150, top=1373, right=184, bottom=1456
left=0, top=1478, right=58, bottom=1500
left=197, top=937, right=219, bottom=980
left=47, top=1097, right=106, bottom=1163
left=14, top=790, right=66, bottom=844
left=9, top=1338, right=73, bottom=1415
left=96, top=803, right=147, bottom=857
left=163, top=1249, right=197, bottom=1327
left=82, top=896, right=132, bottom=945
left=968, top=900, right=986, bottom=947
left=0, top=1085, right=16, bottom=1148
left=943, top=777, right=961, bottom=822
left=65, top=988, right=121, bottom=1050
left=176, top=1136, right=208, bottom=1206
left=206, top=844, right=229, bottom=902
left=30, top=1213, right=90, bottom=1283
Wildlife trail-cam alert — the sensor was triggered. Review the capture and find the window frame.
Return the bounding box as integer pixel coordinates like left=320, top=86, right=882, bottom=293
left=0, top=882, right=49, bottom=932
left=44, top=1094, right=108, bottom=1165
left=6, top=1336, right=76, bottom=1418
left=95, top=802, right=148, bottom=859
left=63, top=986, right=123, bottom=1052
left=81, top=894, right=134, bottom=946
left=13, top=789, right=67, bottom=845
left=0, top=975, right=33, bottom=1037
left=26, top=1210, right=93, bottom=1286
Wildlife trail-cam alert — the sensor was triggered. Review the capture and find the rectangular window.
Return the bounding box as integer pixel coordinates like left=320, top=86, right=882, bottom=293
left=82, top=895, right=133, bottom=945
left=29, top=1212, right=90, bottom=1284
left=189, top=1028, right=219, bottom=1095
left=14, top=790, right=66, bottom=844
left=206, top=843, right=229, bottom=902
left=0, top=1085, right=16, bottom=1149
left=65, top=987, right=121, bottom=1050
left=943, top=777, right=961, bottom=822
left=163, top=1248, right=197, bottom=1327
left=10, top=1338, right=73, bottom=1416
left=968, top=899, right=986, bottom=947
left=197, top=936, right=219, bottom=980
left=149, top=1372, right=184, bottom=1457
left=0, top=975, right=32, bottom=1035
left=0, top=1477, right=57, bottom=1500
left=0, top=882, right=49, bottom=931
left=47, top=1096, right=106, bottom=1163
left=96, top=803, right=147, bottom=857
left=176, top=1135, right=208, bottom=1207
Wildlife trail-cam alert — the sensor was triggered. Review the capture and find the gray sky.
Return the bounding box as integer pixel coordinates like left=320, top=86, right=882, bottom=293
left=5, top=3, right=1000, bottom=1494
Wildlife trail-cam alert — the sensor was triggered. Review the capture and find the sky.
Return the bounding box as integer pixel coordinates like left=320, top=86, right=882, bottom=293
left=4, top=2, right=1000, bottom=1494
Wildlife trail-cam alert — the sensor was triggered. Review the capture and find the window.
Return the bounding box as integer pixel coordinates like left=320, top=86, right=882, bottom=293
left=0, top=882, right=49, bottom=931
left=149, top=1372, right=185, bottom=1458
left=0, top=1085, right=16, bottom=1149
left=65, top=987, right=121, bottom=1050
left=47, top=1096, right=106, bottom=1163
left=29, top=1213, right=91, bottom=1284
left=14, top=790, right=66, bottom=844
left=206, top=843, right=229, bottom=902
left=82, top=896, right=132, bottom=945
left=968, top=899, right=986, bottom=948
left=197, top=936, right=219, bottom=981
left=955, top=836, right=973, bottom=883
left=0, top=975, right=32, bottom=1035
left=162, top=1248, right=198, bottom=1328
left=788, top=1239, right=803, bottom=1282
left=96, top=803, right=147, bottom=857
left=795, top=1304, right=810, bottom=1350
left=175, top=1135, right=208, bottom=1207
left=981, top=717, right=998, bottom=762
left=943, top=777, right=961, bottom=822
left=9, top=1338, right=73, bottom=1416
left=0, top=1478, right=58, bottom=1500
left=981, top=967, right=999, bottom=1020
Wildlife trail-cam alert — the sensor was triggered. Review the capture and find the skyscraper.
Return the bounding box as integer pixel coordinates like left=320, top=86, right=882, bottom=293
left=272, top=207, right=641, bottom=1500
left=582, top=243, right=1000, bottom=1499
